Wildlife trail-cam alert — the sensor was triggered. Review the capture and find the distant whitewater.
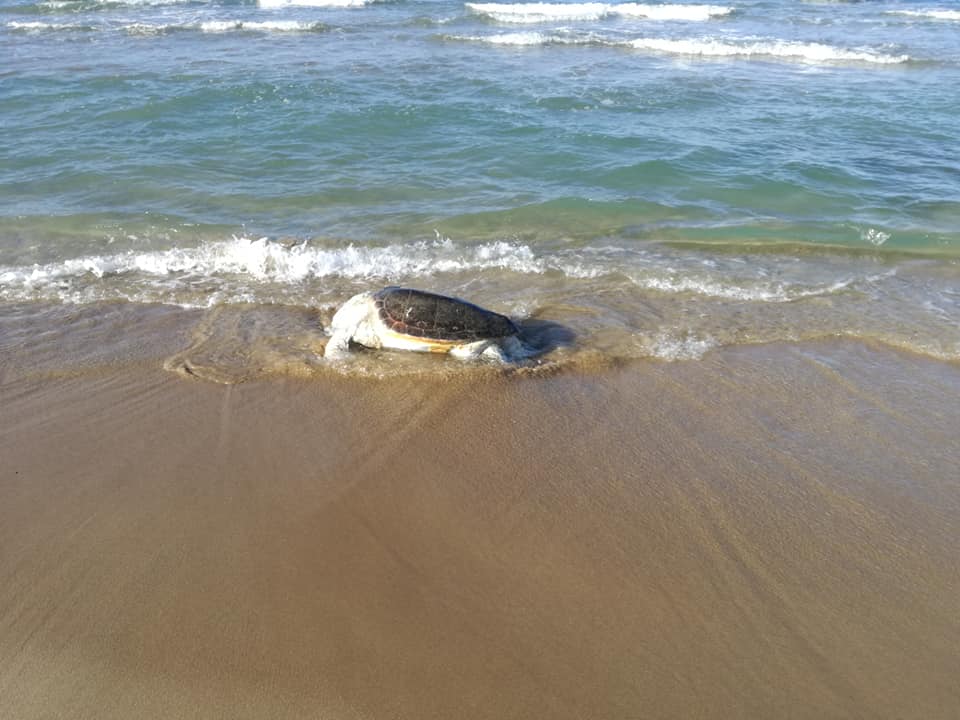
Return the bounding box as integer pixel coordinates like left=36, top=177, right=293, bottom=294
left=258, top=0, right=372, bottom=7
left=8, top=19, right=330, bottom=32
left=465, top=2, right=734, bottom=23
left=886, top=9, right=960, bottom=22
left=625, top=36, right=910, bottom=63
left=446, top=31, right=910, bottom=64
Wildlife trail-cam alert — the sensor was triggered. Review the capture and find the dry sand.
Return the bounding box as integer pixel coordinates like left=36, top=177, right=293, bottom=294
left=2, top=337, right=959, bottom=719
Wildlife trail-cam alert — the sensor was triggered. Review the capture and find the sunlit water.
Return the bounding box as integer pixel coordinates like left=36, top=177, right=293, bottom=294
left=2, top=0, right=959, bottom=375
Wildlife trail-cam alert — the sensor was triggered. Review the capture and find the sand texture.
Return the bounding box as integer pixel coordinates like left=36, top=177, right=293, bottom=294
left=2, top=338, right=960, bottom=719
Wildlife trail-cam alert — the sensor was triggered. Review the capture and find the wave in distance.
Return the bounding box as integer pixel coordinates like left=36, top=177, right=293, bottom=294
left=8, top=19, right=330, bottom=32
left=257, top=0, right=373, bottom=7
left=465, top=2, right=734, bottom=23
left=447, top=31, right=910, bottom=63
left=886, top=9, right=960, bottom=22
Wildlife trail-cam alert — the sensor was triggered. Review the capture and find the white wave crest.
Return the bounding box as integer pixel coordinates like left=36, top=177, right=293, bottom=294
left=449, top=31, right=556, bottom=45
left=122, top=22, right=177, bottom=35
left=467, top=2, right=607, bottom=22
left=466, top=2, right=732, bottom=24
left=258, top=0, right=371, bottom=7
left=34, top=0, right=197, bottom=7
left=0, top=236, right=869, bottom=308
left=617, top=2, right=732, bottom=20
left=626, top=36, right=910, bottom=64
left=0, top=238, right=545, bottom=292
left=7, top=21, right=94, bottom=31
left=886, top=9, right=960, bottom=21
left=182, top=237, right=547, bottom=279
left=199, top=20, right=327, bottom=32
left=97, top=0, right=197, bottom=4
left=9, top=19, right=327, bottom=34
left=445, top=32, right=910, bottom=64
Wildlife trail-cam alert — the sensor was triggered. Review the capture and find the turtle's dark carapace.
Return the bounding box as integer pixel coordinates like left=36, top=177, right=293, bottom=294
left=374, top=288, right=518, bottom=342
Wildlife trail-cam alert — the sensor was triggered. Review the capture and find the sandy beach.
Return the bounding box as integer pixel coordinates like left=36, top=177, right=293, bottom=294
left=2, top=312, right=959, bottom=719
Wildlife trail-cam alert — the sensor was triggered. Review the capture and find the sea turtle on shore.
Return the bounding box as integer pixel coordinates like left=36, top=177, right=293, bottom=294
left=324, top=287, right=527, bottom=362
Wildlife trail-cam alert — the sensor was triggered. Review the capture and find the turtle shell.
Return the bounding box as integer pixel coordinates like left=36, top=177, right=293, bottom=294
left=373, top=287, right=518, bottom=342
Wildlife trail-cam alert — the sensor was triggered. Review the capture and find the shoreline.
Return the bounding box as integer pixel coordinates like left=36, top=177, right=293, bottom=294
left=2, top=330, right=959, bottom=719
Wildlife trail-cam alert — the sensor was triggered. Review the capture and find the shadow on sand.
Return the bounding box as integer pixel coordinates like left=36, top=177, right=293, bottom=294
left=516, top=317, right=577, bottom=359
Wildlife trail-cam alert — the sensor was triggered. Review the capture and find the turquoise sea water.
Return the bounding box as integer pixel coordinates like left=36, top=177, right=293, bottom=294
left=2, top=0, right=959, bottom=369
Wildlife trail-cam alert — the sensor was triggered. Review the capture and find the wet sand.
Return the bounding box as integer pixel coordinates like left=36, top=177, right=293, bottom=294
left=2, top=333, right=960, bottom=719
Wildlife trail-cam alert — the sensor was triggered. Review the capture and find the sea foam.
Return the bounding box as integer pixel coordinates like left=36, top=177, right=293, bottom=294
left=0, top=236, right=868, bottom=307
left=646, top=331, right=718, bottom=360
left=625, top=36, right=910, bottom=63
left=886, top=9, right=960, bottom=21
left=7, top=21, right=95, bottom=31
left=198, top=20, right=327, bottom=32
left=8, top=19, right=328, bottom=34
left=465, top=2, right=733, bottom=23
left=0, top=238, right=543, bottom=290
left=98, top=0, right=195, bottom=4
left=452, top=31, right=557, bottom=45
left=446, top=31, right=910, bottom=63
left=258, top=0, right=372, bottom=7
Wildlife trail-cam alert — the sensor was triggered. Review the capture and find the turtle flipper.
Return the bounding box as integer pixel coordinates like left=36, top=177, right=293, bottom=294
left=324, top=328, right=353, bottom=359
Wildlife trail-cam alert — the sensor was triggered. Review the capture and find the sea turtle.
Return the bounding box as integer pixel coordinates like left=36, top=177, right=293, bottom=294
left=324, top=287, right=527, bottom=361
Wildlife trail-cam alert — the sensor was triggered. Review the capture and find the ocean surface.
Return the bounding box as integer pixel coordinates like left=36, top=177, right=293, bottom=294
left=2, top=0, right=959, bottom=376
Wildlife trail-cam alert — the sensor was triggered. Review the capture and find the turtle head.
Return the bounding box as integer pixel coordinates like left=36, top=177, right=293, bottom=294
left=324, top=291, right=377, bottom=358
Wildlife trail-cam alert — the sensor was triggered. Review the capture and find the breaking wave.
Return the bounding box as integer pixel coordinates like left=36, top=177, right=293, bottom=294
left=886, top=9, right=960, bottom=22
left=36, top=0, right=198, bottom=6
left=7, top=19, right=330, bottom=33
left=449, top=30, right=558, bottom=45
left=445, top=31, right=910, bottom=64
left=625, top=36, right=911, bottom=63
left=0, top=235, right=878, bottom=307
left=7, top=20, right=96, bottom=31
left=0, top=238, right=546, bottom=296
left=465, top=2, right=734, bottom=24
left=197, top=20, right=329, bottom=32
left=3, top=237, right=958, bottom=367
left=258, top=0, right=374, bottom=7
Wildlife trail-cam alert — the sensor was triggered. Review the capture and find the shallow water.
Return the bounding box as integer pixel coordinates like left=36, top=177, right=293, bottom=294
left=2, top=0, right=959, bottom=373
